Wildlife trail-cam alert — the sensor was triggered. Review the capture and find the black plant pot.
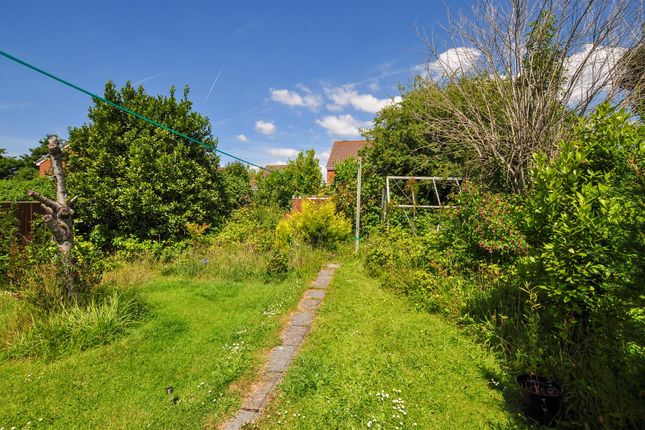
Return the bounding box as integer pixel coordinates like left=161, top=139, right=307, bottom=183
left=516, top=374, right=562, bottom=427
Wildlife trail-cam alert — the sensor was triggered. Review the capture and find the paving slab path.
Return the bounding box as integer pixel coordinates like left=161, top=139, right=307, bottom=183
left=220, top=263, right=340, bottom=430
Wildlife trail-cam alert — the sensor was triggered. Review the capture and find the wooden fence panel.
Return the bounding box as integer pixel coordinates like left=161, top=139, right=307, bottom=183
left=0, top=201, right=46, bottom=240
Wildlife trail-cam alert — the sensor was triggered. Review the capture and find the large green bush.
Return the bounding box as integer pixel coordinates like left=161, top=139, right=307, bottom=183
left=67, top=81, right=229, bottom=248
left=519, top=105, right=644, bottom=426
left=362, top=105, right=644, bottom=428
left=329, top=157, right=359, bottom=222
left=214, top=204, right=283, bottom=251
left=525, top=104, right=644, bottom=314
left=221, top=161, right=252, bottom=210
left=441, top=184, right=528, bottom=269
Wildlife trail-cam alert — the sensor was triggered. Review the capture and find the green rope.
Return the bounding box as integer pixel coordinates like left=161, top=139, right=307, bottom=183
left=0, top=49, right=267, bottom=171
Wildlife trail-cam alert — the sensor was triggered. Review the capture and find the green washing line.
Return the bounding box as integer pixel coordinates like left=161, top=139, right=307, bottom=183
left=0, top=49, right=267, bottom=171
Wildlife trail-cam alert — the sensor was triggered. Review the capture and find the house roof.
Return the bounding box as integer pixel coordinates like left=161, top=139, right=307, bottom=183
left=325, top=140, right=370, bottom=171
left=35, top=157, right=50, bottom=167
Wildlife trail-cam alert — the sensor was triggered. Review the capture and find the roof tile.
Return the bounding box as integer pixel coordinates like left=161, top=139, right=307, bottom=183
left=326, top=140, right=370, bottom=170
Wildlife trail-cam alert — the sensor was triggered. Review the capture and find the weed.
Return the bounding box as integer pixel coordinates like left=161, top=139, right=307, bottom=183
left=2, top=291, right=146, bottom=359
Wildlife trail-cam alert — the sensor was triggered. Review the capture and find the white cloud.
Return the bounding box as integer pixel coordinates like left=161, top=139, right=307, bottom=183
left=325, top=85, right=401, bottom=113
left=564, top=44, right=627, bottom=104
left=235, top=134, right=248, bottom=142
left=315, top=114, right=371, bottom=137
left=416, top=47, right=482, bottom=79
left=266, top=147, right=299, bottom=158
left=270, top=88, right=323, bottom=110
left=255, top=120, right=276, bottom=135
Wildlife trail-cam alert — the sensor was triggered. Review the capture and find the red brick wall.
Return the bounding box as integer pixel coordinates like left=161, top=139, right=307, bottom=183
left=38, top=159, right=66, bottom=177
left=38, top=159, right=52, bottom=177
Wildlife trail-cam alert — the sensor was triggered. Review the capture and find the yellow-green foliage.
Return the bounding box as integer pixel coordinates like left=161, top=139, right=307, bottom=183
left=276, top=201, right=351, bottom=250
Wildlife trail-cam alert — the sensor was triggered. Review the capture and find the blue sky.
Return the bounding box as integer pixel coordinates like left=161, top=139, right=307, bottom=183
left=0, top=0, right=470, bottom=168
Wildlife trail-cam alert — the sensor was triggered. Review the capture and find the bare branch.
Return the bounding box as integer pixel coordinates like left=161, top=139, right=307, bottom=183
left=418, top=0, right=642, bottom=192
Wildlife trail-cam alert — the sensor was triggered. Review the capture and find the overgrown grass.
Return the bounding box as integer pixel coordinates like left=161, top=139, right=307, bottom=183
left=0, top=243, right=328, bottom=429
left=254, top=260, right=526, bottom=429
left=2, top=291, right=146, bottom=360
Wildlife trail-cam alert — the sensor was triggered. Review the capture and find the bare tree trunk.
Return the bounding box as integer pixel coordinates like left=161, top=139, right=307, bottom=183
left=28, top=135, right=76, bottom=298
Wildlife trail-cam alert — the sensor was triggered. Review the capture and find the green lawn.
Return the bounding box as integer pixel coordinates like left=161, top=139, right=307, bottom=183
left=1, top=256, right=528, bottom=429
left=254, top=260, right=526, bottom=429
left=0, top=268, right=315, bottom=429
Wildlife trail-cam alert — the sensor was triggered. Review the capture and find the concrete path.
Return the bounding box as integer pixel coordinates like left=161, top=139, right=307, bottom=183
left=220, top=263, right=340, bottom=430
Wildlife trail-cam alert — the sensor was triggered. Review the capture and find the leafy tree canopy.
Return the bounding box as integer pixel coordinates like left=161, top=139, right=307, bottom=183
left=221, top=161, right=252, bottom=210
left=347, top=81, right=470, bottom=227
left=66, top=81, right=229, bottom=247
left=329, top=157, right=359, bottom=222
left=363, top=81, right=467, bottom=180
left=255, top=149, right=322, bottom=209
left=0, top=148, right=25, bottom=180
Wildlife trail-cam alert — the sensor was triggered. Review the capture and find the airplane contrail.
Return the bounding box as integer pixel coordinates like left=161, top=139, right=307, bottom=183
left=206, top=66, right=225, bottom=101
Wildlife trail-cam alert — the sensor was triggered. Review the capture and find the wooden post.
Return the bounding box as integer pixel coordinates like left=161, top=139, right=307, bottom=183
left=354, top=157, right=362, bottom=255
left=28, top=135, right=76, bottom=298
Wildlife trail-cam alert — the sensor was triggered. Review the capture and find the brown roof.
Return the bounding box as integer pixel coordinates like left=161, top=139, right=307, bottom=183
left=325, top=140, right=370, bottom=171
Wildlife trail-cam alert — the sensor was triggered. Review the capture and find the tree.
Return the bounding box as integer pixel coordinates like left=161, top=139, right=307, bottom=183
left=28, top=136, right=77, bottom=297
left=616, top=35, right=645, bottom=118
left=329, top=157, right=359, bottom=222
left=364, top=81, right=467, bottom=178
left=351, top=81, right=468, bottom=226
left=419, top=0, right=641, bottom=192
left=66, top=81, right=229, bottom=247
left=255, top=149, right=322, bottom=209
left=0, top=148, right=24, bottom=179
left=0, top=136, right=63, bottom=180
left=286, top=149, right=323, bottom=196
left=221, top=161, right=252, bottom=209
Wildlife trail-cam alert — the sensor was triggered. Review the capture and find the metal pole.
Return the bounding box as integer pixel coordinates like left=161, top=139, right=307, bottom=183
left=385, top=176, right=390, bottom=232
left=354, top=157, right=362, bottom=255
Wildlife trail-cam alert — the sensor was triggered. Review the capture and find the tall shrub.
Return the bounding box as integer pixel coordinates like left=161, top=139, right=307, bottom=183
left=67, top=81, right=229, bottom=248
left=523, top=104, right=644, bottom=426
left=254, top=149, right=322, bottom=209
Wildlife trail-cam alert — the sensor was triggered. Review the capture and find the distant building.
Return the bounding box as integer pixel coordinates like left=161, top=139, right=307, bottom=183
left=325, top=140, right=370, bottom=183
left=36, top=157, right=53, bottom=177
left=35, top=143, right=68, bottom=177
